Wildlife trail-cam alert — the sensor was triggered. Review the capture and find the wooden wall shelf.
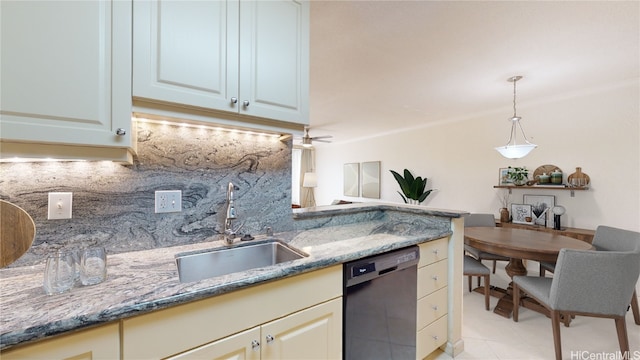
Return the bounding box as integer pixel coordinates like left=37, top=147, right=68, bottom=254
left=493, top=185, right=588, bottom=197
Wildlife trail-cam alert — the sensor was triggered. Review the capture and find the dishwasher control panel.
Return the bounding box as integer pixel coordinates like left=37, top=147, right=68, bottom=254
left=345, top=246, right=420, bottom=286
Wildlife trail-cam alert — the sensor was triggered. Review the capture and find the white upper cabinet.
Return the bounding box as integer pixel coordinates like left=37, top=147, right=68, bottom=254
left=133, top=0, right=309, bottom=125
left=0, top=0, right=135, bottom=162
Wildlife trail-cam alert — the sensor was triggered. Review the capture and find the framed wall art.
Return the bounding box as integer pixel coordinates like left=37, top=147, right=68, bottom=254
left=524, top=194, right=555, bottom=227
left=498, top=167, right=512, bottom=185
left=511, top=203, right=533, bottom=224
left=343, top=163, right=360, bottom=197
left=361, top=161, right=381, bottom=199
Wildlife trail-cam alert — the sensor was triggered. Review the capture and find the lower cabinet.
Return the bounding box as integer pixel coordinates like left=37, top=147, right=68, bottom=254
left=0, top=323, right=120, bottom=360
left=167, top=298, right=342, bottom=360
left=417, top=238, right=449, bottom=359
left=122, top=265, right=342, bottom=359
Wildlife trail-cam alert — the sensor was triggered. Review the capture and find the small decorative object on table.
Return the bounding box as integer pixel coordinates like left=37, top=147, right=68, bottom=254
left=511, top=203, right=533, bottom=224
left=552, top=205, right=566, bottom=230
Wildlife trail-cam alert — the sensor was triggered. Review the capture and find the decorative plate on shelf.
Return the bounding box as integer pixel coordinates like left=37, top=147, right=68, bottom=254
left=533, top=164, right=564, bottom=186
left=533, top=164, right=561, bottom=180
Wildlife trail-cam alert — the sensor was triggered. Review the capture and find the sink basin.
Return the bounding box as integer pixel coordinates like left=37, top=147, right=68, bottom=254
left=175, top=240, right=308, bottom=283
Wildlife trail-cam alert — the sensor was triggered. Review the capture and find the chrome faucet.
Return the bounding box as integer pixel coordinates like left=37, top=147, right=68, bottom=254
left=224, top=182, right=242, bottom=244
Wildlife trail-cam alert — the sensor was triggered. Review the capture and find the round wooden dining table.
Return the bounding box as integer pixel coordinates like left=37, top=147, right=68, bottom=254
left=465, top=226, right=594, bottom=278
left=464, top=226, right=594, bottom=319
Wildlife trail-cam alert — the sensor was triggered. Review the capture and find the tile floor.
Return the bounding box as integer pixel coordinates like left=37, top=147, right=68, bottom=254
left=430, top=261, right=640, bottom=360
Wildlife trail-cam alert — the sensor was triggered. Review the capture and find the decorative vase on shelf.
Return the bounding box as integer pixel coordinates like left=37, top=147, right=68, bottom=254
left=538, top=173, right=550, bottom=184
left=568, top=167, right=590, bottom=188
left=500, top=208, right=510, bottom=223
left=551, top=169, right=563, bottom=184
left=513, top=178, right=527, bottom=186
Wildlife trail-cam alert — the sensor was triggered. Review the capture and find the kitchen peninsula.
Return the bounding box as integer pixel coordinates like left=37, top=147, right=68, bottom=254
left=0, top=203, right=466, bottom=359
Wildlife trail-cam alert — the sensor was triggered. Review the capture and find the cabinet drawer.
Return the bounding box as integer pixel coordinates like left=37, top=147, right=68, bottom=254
left=417, top=286, right=447, bottom=331
left=416, top=315, right=447, bottom=359
left=418, top=238, right=447, bottom=267
left=417, top=259, right=448, bottom=298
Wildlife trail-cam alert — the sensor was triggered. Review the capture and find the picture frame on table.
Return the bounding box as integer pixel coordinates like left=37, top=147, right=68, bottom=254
left=524, top=194, right=555, bottom=228
left=498, top=168, right=512, bottom=185
left=511, top=203, right=533, bottom=224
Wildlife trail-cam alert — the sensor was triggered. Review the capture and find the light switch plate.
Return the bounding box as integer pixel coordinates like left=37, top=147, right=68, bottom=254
left=48, top=192, right=73, bottom=219
left=155, top=190, right=182, bottom=213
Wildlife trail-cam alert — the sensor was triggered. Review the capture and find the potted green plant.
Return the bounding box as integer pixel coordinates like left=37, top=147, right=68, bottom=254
left=507, top=166, right=529, bottom=186
left=390, top=169, right=433, bottom=204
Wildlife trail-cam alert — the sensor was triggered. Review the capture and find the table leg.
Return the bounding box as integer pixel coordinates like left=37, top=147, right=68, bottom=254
left=504, top=258, right=527, bottom=278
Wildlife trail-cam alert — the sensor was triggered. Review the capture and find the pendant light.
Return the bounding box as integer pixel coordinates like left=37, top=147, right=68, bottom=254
left=495, top=76, right=537, bottom=159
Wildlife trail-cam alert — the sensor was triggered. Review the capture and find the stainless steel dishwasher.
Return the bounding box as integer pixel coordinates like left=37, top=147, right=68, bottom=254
left=343, top=246, right=420, bottom=360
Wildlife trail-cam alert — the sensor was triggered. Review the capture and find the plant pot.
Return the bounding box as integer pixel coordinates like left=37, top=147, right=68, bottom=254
left=513, top=179, right=527, bottom=186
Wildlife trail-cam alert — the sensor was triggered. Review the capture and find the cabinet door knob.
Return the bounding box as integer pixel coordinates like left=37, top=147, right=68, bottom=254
left=115, top=128, right=126, bottom=136
left=243, top=100, right=250, bottom=107
left=251, top=340, right=260, bottom=351
left=431, top=275, right=438, bottom=281
left=231, top=97, right=238, bottom=104
left=266, top=334, right=275, bottom=344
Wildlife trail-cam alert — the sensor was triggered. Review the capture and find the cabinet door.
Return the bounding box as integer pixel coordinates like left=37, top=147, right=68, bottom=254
left=0, top=0, right=133, bottom=149
left=261, top=298, right=342, bottom=360
left=167, top=327, right=261, bottom=360
left=239, top=0, right=309, bottom=124
left=133, top=0, right=240, bottom=113
left=0, top=323, right=120, bottom=360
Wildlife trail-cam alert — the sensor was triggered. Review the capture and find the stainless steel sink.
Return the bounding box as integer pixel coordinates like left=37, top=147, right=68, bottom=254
left=175, top=240, right=308, bottom=283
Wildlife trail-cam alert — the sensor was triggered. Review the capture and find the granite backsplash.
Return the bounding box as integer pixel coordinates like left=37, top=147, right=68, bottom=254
left=0, top=121, right=295, bottom=267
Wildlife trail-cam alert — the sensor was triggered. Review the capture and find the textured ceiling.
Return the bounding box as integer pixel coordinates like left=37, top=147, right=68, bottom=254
left=306, top=1, right=639, bottom=145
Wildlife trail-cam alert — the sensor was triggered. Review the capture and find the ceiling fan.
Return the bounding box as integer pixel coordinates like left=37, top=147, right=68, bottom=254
left=300, top=127, right=332, bottom=147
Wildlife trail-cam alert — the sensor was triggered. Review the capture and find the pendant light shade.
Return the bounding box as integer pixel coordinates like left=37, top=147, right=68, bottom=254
left=495, top=76, right=537, bottom=159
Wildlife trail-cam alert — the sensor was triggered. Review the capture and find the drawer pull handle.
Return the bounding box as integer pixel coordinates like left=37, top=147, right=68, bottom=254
left=432, top=305, right=438, bottom=310
left=432, top=275, right=439, bottom=280
left=251, top=340, right=260, bottom=351
left=432, top=335, right=439, bottom=341
left=432, top=249, right=439, bottom=255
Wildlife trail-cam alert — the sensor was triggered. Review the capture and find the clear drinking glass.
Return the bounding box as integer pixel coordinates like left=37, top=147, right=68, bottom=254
left=43, top=251, right=76, bottom=295
left=80, top=247, right=107, bottom=286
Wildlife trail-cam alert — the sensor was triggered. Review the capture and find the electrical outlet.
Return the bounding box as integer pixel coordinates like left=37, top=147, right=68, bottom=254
left=155, top=190, right=182, bottom=213
left=48, top=192, right=73, bottom=219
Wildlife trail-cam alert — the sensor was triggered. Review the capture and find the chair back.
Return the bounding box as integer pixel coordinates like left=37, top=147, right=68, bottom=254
left=549, top=248, right=640, bottom=316
left=592, top=225, right=640, bottom=252
left=463, top=213, right=495, bottom=228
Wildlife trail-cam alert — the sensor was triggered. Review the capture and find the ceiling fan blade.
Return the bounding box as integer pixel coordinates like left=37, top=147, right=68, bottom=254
left=313, top=139, right=332, bottom=143
left=310, top=135, right=333, bottom=140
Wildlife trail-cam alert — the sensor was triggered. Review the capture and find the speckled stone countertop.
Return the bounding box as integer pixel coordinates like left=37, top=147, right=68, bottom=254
left=0, top=203, right=465, bottom=350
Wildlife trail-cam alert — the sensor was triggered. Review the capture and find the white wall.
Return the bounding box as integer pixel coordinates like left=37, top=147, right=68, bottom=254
left=314, top=80, right=639, bottom=232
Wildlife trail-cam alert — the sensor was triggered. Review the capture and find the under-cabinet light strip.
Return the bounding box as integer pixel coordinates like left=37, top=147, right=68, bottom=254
left=135, top=117, right=283, bottom=139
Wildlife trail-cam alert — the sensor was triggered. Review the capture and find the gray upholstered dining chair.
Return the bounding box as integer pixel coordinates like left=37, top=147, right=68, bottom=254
left=539, top=225, right=640, bottom=325
left=463, top=213, right=509, bottom=273
left=513, top=248, right=640, bottom=360
left=463, top=255, right=491, bottom=310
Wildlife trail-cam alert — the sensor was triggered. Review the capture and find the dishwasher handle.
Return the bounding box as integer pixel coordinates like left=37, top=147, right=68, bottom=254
left=378, top=265, right=398, bottom=276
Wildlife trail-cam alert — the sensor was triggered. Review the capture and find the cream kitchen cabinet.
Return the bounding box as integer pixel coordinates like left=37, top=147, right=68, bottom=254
left=0, top=0, right=135, bottom=163
left=167, top=299, right=342, bottom=360
left=0, top=323, right=120, bottom=360
left=122, top=266, right=341, bottom=359
left=417, top=238, right=449, bottom=359
left=133, top=0, right=309, bottom=125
